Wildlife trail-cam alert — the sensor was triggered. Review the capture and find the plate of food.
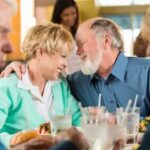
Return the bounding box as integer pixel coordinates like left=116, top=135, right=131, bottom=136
left=39, top=122, right=51, bottom=135
left=139, top=116, right=150, bottom=132
left=10, top=130, right=39, bottom=147
left=10, top=122, right=52, bottom=148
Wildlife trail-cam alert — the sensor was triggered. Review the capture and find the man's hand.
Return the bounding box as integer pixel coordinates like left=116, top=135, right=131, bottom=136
left=0, top=61, right=25, bottom=79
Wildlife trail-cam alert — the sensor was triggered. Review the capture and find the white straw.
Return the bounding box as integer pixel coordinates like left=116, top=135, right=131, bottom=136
left=125, top=99, right=132, bottom=113
left=97, top=94, right=102, bottom=120
left=98, top=94, right=102, bottom=108
left=132, top=95, right=138, bottom=113
left=66, top=98, right=73, bottom=116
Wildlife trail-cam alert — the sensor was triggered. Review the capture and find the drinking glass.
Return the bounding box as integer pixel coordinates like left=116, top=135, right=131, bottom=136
left=116, top=107, right=140, bottom=144
left=50, top=110, right=72, bottom=135
left=81, top=106, right=107, bottom=149
left=104, top=111, right=116, bottom=124
left=81, top=106, right=106, bottom=125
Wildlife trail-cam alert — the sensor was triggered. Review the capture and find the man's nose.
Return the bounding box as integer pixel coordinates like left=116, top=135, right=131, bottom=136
left=2, top=42, right=13, bottom=54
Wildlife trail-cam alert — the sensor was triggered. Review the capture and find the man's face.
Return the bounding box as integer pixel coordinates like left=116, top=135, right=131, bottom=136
left=0, top=1, right=13, bottom=67
left=76, top=27, right=104, bottom=75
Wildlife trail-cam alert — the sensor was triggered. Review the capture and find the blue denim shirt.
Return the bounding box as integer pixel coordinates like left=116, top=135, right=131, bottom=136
left=68, top=52, right=150, bottom=117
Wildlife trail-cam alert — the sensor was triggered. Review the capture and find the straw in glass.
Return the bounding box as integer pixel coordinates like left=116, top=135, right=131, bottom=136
left=97, top=94, right=102, bottom=122
left=125, top=99, right=132, bottom=113
left=132, top=95, right=138, bottom=113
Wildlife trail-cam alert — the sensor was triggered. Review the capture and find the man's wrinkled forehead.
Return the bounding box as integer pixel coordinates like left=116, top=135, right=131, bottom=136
left=75, top=18, right=99, bottom=40
left=75, top=24, right=90, bottom=42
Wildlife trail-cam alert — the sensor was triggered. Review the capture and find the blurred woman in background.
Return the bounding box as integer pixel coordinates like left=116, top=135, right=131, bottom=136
left=51, top=0, right=81, bottom=74
left=52, top=0, right=79, bottom=38
left=133, top=7, right=150, bottom=57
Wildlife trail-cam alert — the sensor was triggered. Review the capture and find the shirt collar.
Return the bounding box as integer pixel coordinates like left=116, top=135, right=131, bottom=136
left=90, top=52, right=128, bottom=82
left=111, top=52, right=128, bottom=81
left=17, top=67, right=62, bottom=99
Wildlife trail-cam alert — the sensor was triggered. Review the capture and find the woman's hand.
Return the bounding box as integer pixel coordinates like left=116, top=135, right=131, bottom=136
left=0, top=61, right=26, bottom=79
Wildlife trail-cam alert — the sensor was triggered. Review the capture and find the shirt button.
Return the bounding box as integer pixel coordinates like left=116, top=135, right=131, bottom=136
left=110, top=100, right=114, bottom=103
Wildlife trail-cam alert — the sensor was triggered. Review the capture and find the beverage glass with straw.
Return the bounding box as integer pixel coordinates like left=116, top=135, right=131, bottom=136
left=81, top=93, right=106, bottom=125
left=50, top=98, right=72, bottom=135
left=80, top=94, right=107, bottom=150
left=128, top=95, right=140, bottom=144
left=117, top=95, right=140, bottom=144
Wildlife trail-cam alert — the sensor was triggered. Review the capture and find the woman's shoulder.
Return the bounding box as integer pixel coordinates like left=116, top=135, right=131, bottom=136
left=0, top=73, right=18, bottom=87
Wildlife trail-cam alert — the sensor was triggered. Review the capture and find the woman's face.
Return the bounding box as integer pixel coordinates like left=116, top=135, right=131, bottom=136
left=39, top=44, right=69, bottom=80
left=60, top=6, right=77, bottom=28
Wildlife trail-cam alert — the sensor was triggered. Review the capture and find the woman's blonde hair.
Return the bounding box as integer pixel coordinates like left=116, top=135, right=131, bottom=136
left=22, top=22, right=73, bottom=60
left=141, top=7, right=150, bottom=42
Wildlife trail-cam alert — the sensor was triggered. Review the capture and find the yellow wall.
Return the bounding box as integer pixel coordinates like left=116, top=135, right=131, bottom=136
left=47, top=0, right=100, bottom=23
left=6, top=0, right=100, bottom=61
left=76, top=0, right=100, bottom=23
left=6, top=0, right=23, bottom=61
left=46, top=6, right=54, bottom=21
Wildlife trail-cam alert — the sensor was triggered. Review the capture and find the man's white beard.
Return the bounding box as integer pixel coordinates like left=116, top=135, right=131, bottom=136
left=81, top=56, right=101, bottom=75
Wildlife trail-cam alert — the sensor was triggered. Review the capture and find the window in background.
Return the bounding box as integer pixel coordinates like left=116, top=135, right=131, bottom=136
left=134, top=0, right=150, bottom=5
left=133, top=14, right=144, bottom=40
left=98, top=0, right=149, bottom=56
left=21, top=0, right=36, bottom=44
left=104, top=14, right=144, bottom=56
left=95, top=0, right=150, bottom=6
left=95, top=0, right=132, bottom=6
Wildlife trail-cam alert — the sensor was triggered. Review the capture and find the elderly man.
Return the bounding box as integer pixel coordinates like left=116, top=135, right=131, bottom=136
left=2, top=18, right=150, bottom=117
left=68, top=18, right=150, bottom=117
left=0, top=0, right=17, bottom=70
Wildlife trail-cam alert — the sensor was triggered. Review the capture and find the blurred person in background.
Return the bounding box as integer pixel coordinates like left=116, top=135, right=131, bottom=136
left=133, top=7, right=150, bottom=57
left=0, top=23, right=81, bottom=148
left=0, top=0, right=17, bottom=70
left=52, top=0, right=81, bottom=74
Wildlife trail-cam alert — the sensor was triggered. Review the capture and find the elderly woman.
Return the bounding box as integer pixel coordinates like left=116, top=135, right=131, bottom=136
left=0, top=23, right=81, bottom=148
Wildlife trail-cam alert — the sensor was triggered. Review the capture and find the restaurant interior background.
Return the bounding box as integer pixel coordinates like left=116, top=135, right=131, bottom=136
left=6, top=0, right=150, bottom=63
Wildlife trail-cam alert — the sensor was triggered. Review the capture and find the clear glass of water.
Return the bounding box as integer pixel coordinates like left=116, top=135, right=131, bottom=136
left=116, top=107, right=140, bottom=144
left=50, top=114, right=72, bottom=135
left=81, top=106, right=107, bottom=149
left=50, top=110, right=72, bottom=135
left=81, top=106, right=106, bottom=125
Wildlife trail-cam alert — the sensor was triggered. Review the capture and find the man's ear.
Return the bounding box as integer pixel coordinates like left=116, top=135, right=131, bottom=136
left=104, top=34, right=112, bottom=50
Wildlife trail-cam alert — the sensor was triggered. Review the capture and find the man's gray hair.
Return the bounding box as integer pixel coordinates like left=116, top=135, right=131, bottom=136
left=4, top=0, right=18, bottom=14
left=91, top=18, right=124, bottom=51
